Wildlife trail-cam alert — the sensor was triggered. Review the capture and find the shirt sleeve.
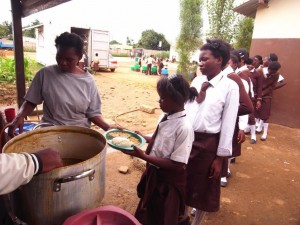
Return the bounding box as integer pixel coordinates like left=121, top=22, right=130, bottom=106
left=170, top=126, right=194, bottom=164
left=217, top=82, right=239, bottom=156
left=86, top=80, right=102, bottom=118
left=239, top=115, right=249, bottom=130
left=24, top=69, right=44, bottom=105
left=0, top=153, right=38, bottom=195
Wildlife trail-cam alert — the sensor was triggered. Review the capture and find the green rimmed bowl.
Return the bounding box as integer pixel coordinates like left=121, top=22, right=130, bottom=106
left=104, top=129, right=146, bottom=151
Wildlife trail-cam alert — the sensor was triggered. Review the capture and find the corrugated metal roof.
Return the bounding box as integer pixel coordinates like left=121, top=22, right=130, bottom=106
left=21, top=0, right=71, bottom=17
left=233, top=0, right=259, bottom=18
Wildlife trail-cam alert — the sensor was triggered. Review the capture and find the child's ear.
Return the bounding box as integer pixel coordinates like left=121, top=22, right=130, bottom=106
left=216, top=56, right=223, bottom=66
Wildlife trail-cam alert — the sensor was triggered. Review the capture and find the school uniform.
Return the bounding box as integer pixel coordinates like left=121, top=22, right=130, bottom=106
left=135, top=111, right=194, bottom=225
left=249, top=68, right=264, bottom=120
left=236, top=68, right=255, bottom=131
left=222, top=67, right=253, bottom=174
left=256, top=68, right=280, bottom=121
left=223, top=66, right=253, bottom=116
left=185, top=71, right=239, bottom=212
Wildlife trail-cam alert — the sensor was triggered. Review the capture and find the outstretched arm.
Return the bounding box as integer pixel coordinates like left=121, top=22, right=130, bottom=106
left=122, top=146, right=186, bottom=172
left=0, top=148, right=62, bottom=195
left=275, top=80, right=287, bottom=90
left=7, top=101, right=36, bottom=137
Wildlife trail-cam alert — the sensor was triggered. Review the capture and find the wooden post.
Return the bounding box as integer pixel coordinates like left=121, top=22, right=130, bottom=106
left=11, top=0, right=25, bottom=109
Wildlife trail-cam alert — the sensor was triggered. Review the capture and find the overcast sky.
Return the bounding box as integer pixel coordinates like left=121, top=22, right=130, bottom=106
left=1, top=0, right=185, bottom=44
left=0, top=0, right=247, bottom=45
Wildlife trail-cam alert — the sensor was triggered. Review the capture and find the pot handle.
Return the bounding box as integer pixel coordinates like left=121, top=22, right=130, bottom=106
left=33, top=122, right=55, bottom=130
left=53, top=169, right=95, bottom=192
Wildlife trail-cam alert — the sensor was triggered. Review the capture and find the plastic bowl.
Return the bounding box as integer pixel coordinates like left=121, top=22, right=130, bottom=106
left=63, top=205, right=140, bottom=225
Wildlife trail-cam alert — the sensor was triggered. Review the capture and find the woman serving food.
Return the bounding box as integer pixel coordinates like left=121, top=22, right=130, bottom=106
left=8, top=32, right=119, bottom=136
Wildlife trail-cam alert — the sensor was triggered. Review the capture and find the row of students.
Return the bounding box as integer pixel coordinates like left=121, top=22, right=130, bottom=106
left=220, top=49, right=284, bottom=187
left=120, top=40, right=284, bottom=225
left=225, top=50, right=286, bottom=144
left=121, top=38, right=245, bottom=225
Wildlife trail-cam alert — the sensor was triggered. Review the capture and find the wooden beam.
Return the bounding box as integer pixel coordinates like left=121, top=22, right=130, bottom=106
left=11, top=0, right=26, bottom=108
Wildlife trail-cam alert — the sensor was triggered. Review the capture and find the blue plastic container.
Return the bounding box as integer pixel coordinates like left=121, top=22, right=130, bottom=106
left=5, top=122, right=36, bottom=134
left=161, top=68, right=168, bottom=75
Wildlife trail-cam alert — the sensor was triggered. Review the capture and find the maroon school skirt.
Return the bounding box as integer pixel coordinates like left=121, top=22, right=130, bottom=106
left=248, top=100, right=256, bottom=125
left=256, top=98, right=272, bottom=121
left=232, top=121, right=241, bottom=157
left=135, top=165, right=187, bottom=225
left=186, top=132, right=220, bottom=212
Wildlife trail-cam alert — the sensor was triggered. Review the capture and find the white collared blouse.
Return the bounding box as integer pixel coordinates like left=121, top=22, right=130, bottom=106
left=150, top=110, right=194, bottom=164
left=185, top=71, right=239, bottom=156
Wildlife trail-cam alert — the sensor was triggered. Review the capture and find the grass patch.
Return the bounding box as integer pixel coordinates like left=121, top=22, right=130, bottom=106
left=111, top=53, right=129, bottom=57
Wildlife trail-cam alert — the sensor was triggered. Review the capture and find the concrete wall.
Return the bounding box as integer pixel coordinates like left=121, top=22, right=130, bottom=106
left=250, top=0, right=300, bottom=128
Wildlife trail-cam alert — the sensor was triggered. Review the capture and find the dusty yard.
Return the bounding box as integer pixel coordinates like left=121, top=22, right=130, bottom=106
left=0, top=58, right=299, bottom=225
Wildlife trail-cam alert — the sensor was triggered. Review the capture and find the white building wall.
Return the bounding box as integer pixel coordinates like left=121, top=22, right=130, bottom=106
left=252, top=0, right=300, bottom=39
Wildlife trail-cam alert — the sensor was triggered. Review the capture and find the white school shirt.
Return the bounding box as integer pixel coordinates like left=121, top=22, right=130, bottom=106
left=185, top=71, right=239, bottom=156
left=236, top=65, right=254, bottom=98
left=238, top=78, right=249, bottom=130
left=236, top=68, right=250, bottom=130
left=150, top=110, right=194, bottom=164
left=223, top=66, right=249, bottom=130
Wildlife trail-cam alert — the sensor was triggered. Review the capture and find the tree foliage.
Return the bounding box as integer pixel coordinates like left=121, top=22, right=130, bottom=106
left=0, top=21, right=12, bottom=37
left=206, top=0, right=236, bottom=43
left=23, top=19, right=41, bottom=38
left=176, top=0, right=203, bottom=78
left=137, top=30, right=170, bottom=51
left=233, top=16, right=254, bottom=51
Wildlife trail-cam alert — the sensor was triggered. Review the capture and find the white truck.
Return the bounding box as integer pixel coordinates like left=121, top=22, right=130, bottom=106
left=35, top=20, right=112, bottom=71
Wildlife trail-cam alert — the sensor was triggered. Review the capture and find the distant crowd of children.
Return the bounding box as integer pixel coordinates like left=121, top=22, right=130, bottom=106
left=140, top=55, right=170, bottom=75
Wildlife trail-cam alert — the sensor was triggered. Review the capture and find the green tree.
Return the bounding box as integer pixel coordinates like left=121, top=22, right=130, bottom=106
left=176, top=0, right=203, bottom=78
left=23, top=19, right=41, bottom=38
left=137, top=30, right=170, bottom=51
left=0, top=21, right=12, bottom=37
left=233, top=16, right=254, bottom=51
left=110, top=40, right=121, bottom=45
left=206, top=0, right=236, bottom=43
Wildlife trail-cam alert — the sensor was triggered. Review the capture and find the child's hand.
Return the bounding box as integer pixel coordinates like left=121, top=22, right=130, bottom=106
left=135, top=130, right=152, bottom=143
left=120, top=145, right=145, bottom=159
left=108, top=124, right=125, bottom=130
left=134, top=130, right=143, bottom=136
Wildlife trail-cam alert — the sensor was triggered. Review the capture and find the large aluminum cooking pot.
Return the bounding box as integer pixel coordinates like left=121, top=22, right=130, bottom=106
left=2, top=126, right=107, bottom=225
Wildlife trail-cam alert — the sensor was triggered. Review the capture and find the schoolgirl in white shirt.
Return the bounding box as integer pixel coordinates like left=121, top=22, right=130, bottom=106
left=121, top=74, right=197, bottom=225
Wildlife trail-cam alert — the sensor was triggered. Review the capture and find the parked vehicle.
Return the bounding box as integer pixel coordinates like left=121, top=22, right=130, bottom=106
left=35, top=20, right=112, bottom=71
left=109, top=54, right=117, bottom=72
left=0, top=41, right=14, bottom=50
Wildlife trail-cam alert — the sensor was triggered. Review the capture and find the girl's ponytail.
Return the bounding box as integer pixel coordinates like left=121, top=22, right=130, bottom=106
left=189, top=87, right=198, bottom=102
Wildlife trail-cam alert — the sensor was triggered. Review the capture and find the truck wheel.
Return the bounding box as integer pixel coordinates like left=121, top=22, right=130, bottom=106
left=110, top=69, right=115, bottom=72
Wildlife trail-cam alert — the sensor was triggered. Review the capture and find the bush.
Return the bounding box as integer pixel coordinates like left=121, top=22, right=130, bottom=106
left=23, top=46, right=36, bottom=52
left=0, top=57, right=42, bottom=83
left=155, top=51, right=170, bottom=59
left=7, top=34, right=13, bottom=40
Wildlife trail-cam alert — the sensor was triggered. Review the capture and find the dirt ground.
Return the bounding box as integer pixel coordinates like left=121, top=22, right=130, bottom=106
left=0, top=57, right=299, bottom=225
